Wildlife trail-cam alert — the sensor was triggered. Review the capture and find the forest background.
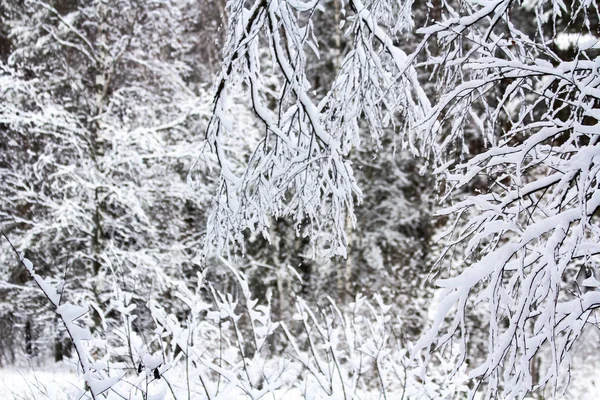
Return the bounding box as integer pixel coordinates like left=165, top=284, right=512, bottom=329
left=0, top=0, right=599, bottom=398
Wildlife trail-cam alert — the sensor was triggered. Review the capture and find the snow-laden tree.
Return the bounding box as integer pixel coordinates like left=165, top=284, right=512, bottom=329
left=207, top=0, right=600, bottom=396
left=0, top=0, right=231, bottom=360
left=196, top=0, right=435, bottom=343
left=411, top=1, right=600, bottom=397
left=203, top=0, right=431, bottom=257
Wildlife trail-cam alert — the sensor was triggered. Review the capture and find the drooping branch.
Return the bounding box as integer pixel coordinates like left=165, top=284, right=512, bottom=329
left=2, top=231, right=120, bottom=398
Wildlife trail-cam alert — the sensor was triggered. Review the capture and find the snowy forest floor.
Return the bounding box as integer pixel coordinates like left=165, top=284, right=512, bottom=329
left=1, top=363, right=599, bottom=400
left=0, top=368, right=75, bottom=400
left=0, top=364, right=306, bottom=400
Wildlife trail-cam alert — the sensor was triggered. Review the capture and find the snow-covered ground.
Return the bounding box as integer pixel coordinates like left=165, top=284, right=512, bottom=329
left=0, top=367, right=80, bottom=399
left=0, top=366, right=181, bottom=400
left=1, top=361, right=599, bottom=399
left=0, top=365, right=307, bottom=400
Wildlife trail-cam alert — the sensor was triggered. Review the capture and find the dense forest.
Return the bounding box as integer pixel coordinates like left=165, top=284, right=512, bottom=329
left=0, top=0, right=599, bottom=398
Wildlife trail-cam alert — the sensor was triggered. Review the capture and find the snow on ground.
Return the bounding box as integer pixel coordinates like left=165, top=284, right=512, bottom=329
left=0, top=366, right=307, bottom=400
left=1, top=361, right=599, bottom=399
left=0, top=367, right=80, bottom=399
